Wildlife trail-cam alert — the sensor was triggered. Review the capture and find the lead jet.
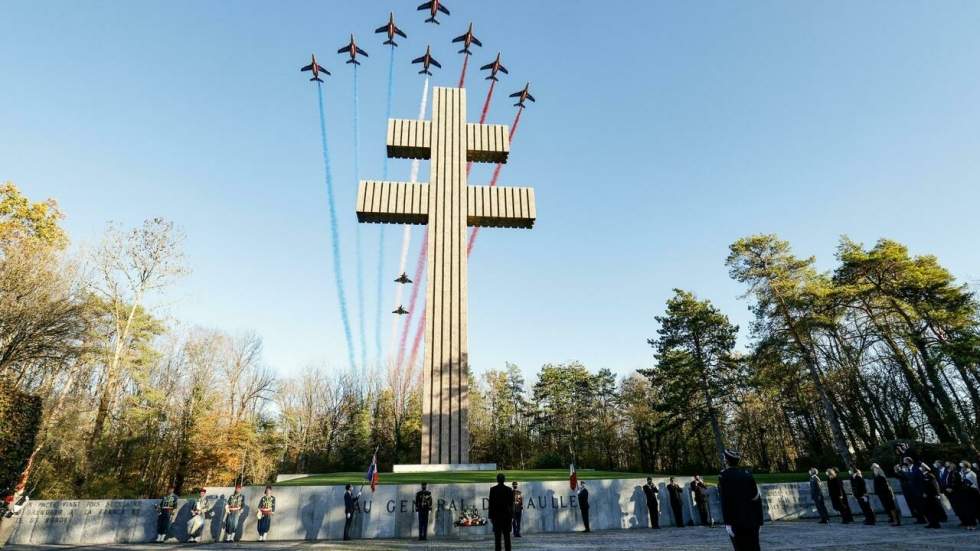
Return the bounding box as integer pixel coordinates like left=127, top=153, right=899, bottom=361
left=300, top=54, right=330, bottom=82
left=337, top=34, right=368, bottom=65
left=418, top=0, right=449, bottom=24
left=452, top=23, right=482, bottom=55
left=412, top=45, right=441, bottom=75
left=375, top=12, right=407, bottom=46
left=480, top=53, right=509, bottom=81
left=510, top=82, right=536, bottom=108
left=392, top=305, right=410, bottom=315
left=394, top=272, right=413, bottom=284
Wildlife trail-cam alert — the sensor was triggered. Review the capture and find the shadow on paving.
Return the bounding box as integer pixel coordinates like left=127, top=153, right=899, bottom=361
left=6, top=522, right=980, bottom=551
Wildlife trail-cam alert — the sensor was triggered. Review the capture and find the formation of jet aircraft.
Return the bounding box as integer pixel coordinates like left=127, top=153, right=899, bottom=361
left=337, top=34, right=369, bottom=65
left=299, top=54, right=330, bottom=82
left=375, top=12, right=407, bottom=46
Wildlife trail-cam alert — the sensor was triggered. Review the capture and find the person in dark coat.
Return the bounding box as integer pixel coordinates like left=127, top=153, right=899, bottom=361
left=719, top=449, right=763, bottom=551
left=871, top=464, right=899, bottom=526
left=643, top=477, right=660, bottom=528
left=921, top=464, right=945, bottom=529
left=414, top=483, right=433, bottom=541
left=578, top=482, right=591, bottom=532
left=809, top=468, right=830, bottom=523
left=488, top=474, right=514, bottom=551
left=850, top=468, right=876, bottom=525
left=343, top=484, right=360, bottom=541
left=957, top=461, right=979, bottom=530
left=667, top=477, right=685, bottom=527
left=904, top=457, right=928, bottom=524
left=894, top=464, right=921, bottom=522
left=511, top=481, right=523, bottom=537
left=826, top=468, right=853, bottom=524
left=691, top=475, right=710, bottom=526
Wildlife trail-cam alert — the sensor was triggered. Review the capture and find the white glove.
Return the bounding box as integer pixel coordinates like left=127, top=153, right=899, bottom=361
left=346, top=513, right=351, bottom=519
left=725, top=525, right=734, bottom=538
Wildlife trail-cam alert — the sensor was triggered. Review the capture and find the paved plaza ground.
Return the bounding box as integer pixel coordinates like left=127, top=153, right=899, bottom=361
left=7, top=522, right=980, bottom=551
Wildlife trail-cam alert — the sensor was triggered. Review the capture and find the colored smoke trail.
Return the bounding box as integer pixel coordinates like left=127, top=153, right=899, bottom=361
left=374, top=44, right=396, bottom=365
left=353, top=64, right=368, bottom=374
left=315, top=83, right=356, bottom=372
left=458, top=54, right=469, bottom=88
left=405, top=302, right=426, bottom=375
left=467, top=106, right=524, bottom=254
left=390, top=76, right=430, bottom=358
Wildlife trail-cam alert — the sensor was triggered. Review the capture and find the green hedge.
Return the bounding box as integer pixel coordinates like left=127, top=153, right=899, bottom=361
left=0, top=381, right=42, bottom=498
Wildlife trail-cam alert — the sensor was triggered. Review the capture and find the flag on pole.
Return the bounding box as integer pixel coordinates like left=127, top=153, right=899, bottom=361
left=569, top=463, right=578, bottom=491
left=365, top=448, right=380, bottom=492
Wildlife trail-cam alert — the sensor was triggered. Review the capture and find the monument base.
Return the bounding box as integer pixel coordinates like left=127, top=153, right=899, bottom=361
left=392, top=463, right=498, bottom=473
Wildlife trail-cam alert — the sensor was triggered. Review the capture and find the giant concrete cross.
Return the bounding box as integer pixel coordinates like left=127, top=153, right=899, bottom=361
left=356, top=86, right=535, bottom=464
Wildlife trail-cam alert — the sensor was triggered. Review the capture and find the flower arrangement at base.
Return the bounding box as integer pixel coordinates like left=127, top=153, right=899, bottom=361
left=453, top=507, right=488, bottom=527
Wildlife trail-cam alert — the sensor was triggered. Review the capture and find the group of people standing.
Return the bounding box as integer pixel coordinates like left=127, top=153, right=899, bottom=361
left=808, top=456, right=980, bottom=531
left=640, top=474, right=713, bottom=529
left=154, top=483, right=276, bottom=543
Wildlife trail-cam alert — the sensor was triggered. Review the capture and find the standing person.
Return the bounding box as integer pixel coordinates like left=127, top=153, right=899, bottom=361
left=643, top=477, right=660, bottom=528
left=667, top=477, right=685, bottom=527
left=826, top=468, right=853, bottom=524
left=871, top=464, right=899, bottom=526
left=691, top=475, right=710, bottom=526
left=414, top=482, right=432, bottom=541
left=809, top=468, right=830, bottom=524
left=894, top=464, right=921, bottom=522
left=511, top=481, right=523, bottom=538
left=256, top=485, right=276, bottom=542
left=718, top=449, right=763, bottom=551
left=921, top=464, right=944, bottom=529
left=904, top=457, right=928, bottom=524
left=187, top=488, right=212, bottom=543
left=223, top=483, right=244, bottom=542
left=577, top=481, right=591, bottom=532
left=488, top=474, right=514, bottom=551
left=153, top=486, right=178, bottom=543
left=850, top=468, right=875, bottom=525
left=957, top=461, right=979, bottom=530
left=343, top=484, right=360, bottom=541
left=946, top=462, right=966, bottom=527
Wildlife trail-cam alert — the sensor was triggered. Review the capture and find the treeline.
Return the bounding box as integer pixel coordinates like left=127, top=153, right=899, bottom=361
left=4, top=183, right=979, bottom=501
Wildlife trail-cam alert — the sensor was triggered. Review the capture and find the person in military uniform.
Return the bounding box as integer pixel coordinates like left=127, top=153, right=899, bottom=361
left=187, top=488, right=212, bottom=543
left=718, top=449, right=763, bottom=551
left=414, top=482, right=433, bottom=541
left=643, top=477, right=660, bottom=528
left=808, top=468, right=830, bottom=524
left=153, top=485, right=178, bottom=543
left=577, top=481, right=591, bottom=532
left=511, top=481, right=524, bottom=537
left=691, top=475, right=710, bottom=526
left=849, top=468, right=875, bottom=525
left=488, top=473, right=514, bottom=551
left=256, top=485, right=276, bottom=542
left=223, top=483, right=245, bottom=542
left=343, top=484, right=360, bottom=541
left=667, top=477, right=685, bottom=527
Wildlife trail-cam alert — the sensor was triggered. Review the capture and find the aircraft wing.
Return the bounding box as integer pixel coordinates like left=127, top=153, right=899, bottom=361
left=509, top=91, right=521, bottom=98
left=417, top=1, right=433, bottom=10
left=452, top=34, right=465, bottom=43
left=338, top=45, right=352, bottom=54
left=430, top=58, right=442, bottom=68
left=412, top=55, right=425, bottom=64
left=438, top=4, right=450, bottom=14
left=356, top=47, right=369, bottom=56
left=375, top=25, right=388, bottom=34
left=526, top=93, right=535, bottom=102
left=396, top=28, right=407, bottom=38
left=499, top=65, right=509, bottom=74
left=480, top=61, right=494, bottom=70
left=317, top=65, right=330, bottom=75
left=471, top=37, right=482, bottom=47
left=301, top=64, right=314, bottom=71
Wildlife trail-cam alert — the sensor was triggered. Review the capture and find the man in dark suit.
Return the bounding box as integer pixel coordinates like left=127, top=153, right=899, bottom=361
left=719, top=449, right=763, bottom=551
left=414, top=483, right=433, bottom=541
left=578, top=482, right=591, bottom=532
left=643, top=477, right=660, bottom=528
left=488, top=473, right=514, bottom=551
left=511, top=481, right=524, bottom=538
left=343, top=484, right=360, bottom=541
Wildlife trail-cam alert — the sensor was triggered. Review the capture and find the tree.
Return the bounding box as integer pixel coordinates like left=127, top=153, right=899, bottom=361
left=644, top=289, right=739, bottom=468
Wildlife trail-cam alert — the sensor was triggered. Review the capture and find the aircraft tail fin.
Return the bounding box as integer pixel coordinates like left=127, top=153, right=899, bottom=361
left=312, top=76, right=324, bottom=82
left=346, top=59, right=360, bottom=65
left=384, top=39, right=397, bottom=47
left=420, top=69, right=432, bottom=75
left=425, top=16, right=439, bottom=24
left=486, top=75, right=498, bottom=81
left=459, top=47, right=471, bottom=55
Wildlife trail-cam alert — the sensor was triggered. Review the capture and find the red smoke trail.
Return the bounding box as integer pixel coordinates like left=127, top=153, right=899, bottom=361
left=467, top=106, right=524, bottom=254
left=458, top=54, right=469, bottom=88
left=406, top=303, right=426, bottom=378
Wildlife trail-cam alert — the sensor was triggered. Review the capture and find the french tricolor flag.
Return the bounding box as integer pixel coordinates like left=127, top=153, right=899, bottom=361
left=569, top=463, right=578, bottom=491
left=366, top=449, right=379, bottom=492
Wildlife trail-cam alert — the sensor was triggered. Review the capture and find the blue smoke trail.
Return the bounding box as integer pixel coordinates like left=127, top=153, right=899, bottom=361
left=353, top=63, right=368, bottom=376
left=374, top=44, right=396, bottom=366
left=316, top=83, right=356, bottom=372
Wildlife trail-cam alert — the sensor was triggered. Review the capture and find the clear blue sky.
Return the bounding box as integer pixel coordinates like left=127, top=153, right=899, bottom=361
left=4, top=1, right=980, bottom=381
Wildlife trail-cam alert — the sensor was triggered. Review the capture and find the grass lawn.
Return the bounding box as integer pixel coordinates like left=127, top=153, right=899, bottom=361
left=275, top=469, right=809, bottom=487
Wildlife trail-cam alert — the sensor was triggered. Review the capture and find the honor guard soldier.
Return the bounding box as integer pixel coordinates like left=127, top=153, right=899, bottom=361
left=154, top=485, right=178, bottom=542
left=256, top=485, right=276, bottom=541
left=719, top=449, right=764, bottom=551
left=223, top=483, right=244, bottom=542
left=343, top=484, right=361, bottom=540
left=511, top=481, right=524, bottom=537
left=577, top=481, right=591, bottom=532
left=415, top=482, right=433, bottom=540
left=643, top=477, right=660, bottom=528
left=187, top=488, right=212, bottom=543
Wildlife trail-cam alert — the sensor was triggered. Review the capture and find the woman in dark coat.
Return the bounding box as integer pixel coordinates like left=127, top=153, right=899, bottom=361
left=872, top=464, right=900, bottom=526
left=826, top=468, right=853, bottom=524
left=956, top=462, right=979, bottom=530
left=921, top=464, right=945, bottom=529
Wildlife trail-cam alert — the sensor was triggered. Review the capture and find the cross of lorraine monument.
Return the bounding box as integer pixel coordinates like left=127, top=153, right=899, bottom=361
left=356, top=87, right=535, bottom=466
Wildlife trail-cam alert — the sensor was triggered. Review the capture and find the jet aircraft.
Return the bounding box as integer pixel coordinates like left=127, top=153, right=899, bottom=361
left=393, top=306, right=410, bottom=315
left=337, top=34, right=368, bottom=65
left=452, top=23, right=482, bottom=55
left=375, top=12, right=407, bottom=46
left=300, top=54, right=330, bottom=82
left=412, top=46, right=442, bottom=75
left=418, top=0, right=450, bottom=24
left=394, top=273, right=413, bottom=284
left=510, top=82, right=536, bottom=108
left=480, top=53, right=509, bottom=81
